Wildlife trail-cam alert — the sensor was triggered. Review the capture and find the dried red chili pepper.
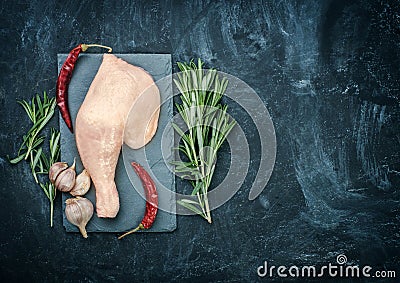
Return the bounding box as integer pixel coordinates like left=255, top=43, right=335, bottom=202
left=56, top=43, right=112, bottom=132
left=118, top=162, right=158, bottom=239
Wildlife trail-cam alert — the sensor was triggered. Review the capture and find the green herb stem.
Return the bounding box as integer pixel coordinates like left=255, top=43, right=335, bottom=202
left=50, top=198, right=54, bottom=227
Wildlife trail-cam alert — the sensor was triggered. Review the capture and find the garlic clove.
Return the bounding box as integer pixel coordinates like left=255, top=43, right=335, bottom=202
left=70, top=169, right=91, bottom=196
left=65, top=196, right=94, bottom=238
left=49, top=162, right=68, bottom=184
left=55, top=158, right=76, bottom=192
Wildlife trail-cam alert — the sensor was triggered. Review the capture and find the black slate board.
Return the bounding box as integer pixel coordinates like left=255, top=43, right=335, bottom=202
left=57, top=53, right=176, bottom=233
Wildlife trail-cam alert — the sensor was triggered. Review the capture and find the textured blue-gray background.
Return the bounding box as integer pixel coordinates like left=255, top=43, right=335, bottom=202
left=0, top=1, right=399, bottom=282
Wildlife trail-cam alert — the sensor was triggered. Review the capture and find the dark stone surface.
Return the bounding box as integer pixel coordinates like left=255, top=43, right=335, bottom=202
left=58, top=53, right=175, bottom=233
left=1, top=0, right=399, bottom=282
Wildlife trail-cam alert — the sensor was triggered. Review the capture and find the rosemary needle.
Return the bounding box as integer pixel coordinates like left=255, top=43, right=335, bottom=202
left=173, top=59, right=236, bottom=223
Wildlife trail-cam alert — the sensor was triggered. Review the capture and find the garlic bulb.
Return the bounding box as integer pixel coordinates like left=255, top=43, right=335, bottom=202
left=55, top=159, right=76, bottom=192
left=65, top=197, right=94, bottom=238
left=49, top=162, right=68, bottom=184
left=70, top=169, right=91, bottom=196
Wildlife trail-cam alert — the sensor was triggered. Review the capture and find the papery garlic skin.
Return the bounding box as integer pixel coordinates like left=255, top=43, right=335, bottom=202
left=70, top=169, right=91, bottom=196
left=65, top=197, right=94, bottom=238
left=49, top=162, right=68, bottom=184
left=55, top=159, right=76, bottom=192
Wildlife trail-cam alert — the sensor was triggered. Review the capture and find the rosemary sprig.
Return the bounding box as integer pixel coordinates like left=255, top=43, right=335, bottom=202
left=9, top=92, right=60, bottom=227
left=173, top=59, right=236, bottom=223
left=9, top=92, right=56, bottom=164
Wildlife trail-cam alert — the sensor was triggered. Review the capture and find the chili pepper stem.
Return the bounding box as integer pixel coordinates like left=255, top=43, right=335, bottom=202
left=81, top=44, right=112, bottom=53
left=118, top=223, right=144, bottom=239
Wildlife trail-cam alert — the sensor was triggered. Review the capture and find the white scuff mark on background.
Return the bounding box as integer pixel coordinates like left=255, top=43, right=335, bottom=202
left=128, top=39, right=136, bottom=48
left=291, top=79, right=311, bottom=89
left=20, top=19, right=33, bottom=48
left=219, top=7, right=239, bottom=57
left=277, top=0, right=368, bottom=229
left=280, top=27, right=290, bottom=36
left=337, top=140, right=350, bottom=189
left=290, top=78, right=316, bottom=96
left=0, top=157, right=5, bottom=169
left=191, top=19, right=215, bottom=63
left=355, top=101, right=390, bottom=190
left=291, top=121, right=362, bottom=228
left=377, top=105, right=386, bottom=132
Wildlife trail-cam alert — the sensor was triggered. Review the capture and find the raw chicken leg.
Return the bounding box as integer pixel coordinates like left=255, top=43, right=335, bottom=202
left=75, top=54, right=160, bottom=218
